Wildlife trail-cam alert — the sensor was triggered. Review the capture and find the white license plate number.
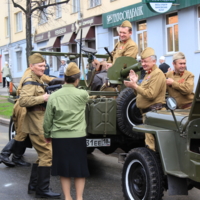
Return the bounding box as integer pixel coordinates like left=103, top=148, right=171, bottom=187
left=86, top=138, right=111, bottom=147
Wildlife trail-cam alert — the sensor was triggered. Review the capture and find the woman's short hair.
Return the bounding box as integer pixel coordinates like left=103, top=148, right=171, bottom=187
left=65, top=73, right=81, bottom=83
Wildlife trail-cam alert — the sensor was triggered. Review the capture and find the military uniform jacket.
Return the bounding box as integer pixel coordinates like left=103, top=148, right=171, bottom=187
left=111, top=38, right=138, bottom=63
left=165, top=70, right=194, bottom=108
left=135, top=65, right=166, bottom=109
left=17, top=68, right=54, bottom=96
left=19, top=71, right=46, bottom=135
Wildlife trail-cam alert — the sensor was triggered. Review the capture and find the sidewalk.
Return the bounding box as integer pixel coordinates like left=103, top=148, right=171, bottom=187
left=0, top=82, right=11, bottom=126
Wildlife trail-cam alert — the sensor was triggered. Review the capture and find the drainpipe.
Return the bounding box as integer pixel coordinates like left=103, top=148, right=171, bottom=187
left=8, top=0, right=11, bottom=45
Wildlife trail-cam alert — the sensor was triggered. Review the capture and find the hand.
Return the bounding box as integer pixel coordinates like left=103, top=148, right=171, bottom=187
left=168, top=68, right=172, bottom=71
left=45, top=138, right=52, bottom=143
left=124, top=80, right=138, bottom=89
left=43, top=92, right=50, bottom=102
left=166, top=78, right=174, bottom=85
left=129, top=70, right=138, bottom=83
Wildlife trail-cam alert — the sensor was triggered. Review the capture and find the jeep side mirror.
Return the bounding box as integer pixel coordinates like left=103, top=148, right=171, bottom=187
left=166, top=97, right=181, bottom=134
left=166, top=97, right=177, bottom=111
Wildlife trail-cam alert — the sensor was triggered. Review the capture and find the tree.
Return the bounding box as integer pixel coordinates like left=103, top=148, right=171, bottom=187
left=11, top=0, right=70, bottom=66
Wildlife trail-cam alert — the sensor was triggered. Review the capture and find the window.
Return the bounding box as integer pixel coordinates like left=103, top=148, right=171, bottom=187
left=72, top=0, right=80, bottom=13
left=166, top=13, right=179, bottom=53
left=136, top=20, right=147, bottom=55
left=88, top=0, right=101, bottom=8
left=113, top=27, right=119, bottom=48
left=55, top=0, right=62, bottom=18
left=198, top=7, right=200, bottom=49
left=39, top=1, right=48, bottom=24
left=5, top=17, right=9, bottom=37
left=16, top=51, right=22, bottom=72
left=16, top=12, right=22, bottom=32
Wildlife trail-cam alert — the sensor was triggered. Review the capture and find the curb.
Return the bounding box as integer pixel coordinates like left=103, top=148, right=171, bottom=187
left=0, top=117, right=10, bottom=126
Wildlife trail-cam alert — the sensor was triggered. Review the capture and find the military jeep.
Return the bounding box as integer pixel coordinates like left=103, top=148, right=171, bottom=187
left=7, top=47, right=200, bottom=199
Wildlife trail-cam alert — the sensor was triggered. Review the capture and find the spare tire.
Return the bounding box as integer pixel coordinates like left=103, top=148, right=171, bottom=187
left=116, top=87, right=144, bottom=139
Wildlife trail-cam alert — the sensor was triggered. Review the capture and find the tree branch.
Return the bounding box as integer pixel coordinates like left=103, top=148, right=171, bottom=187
left=11, top=0, right=27, bottom=13
left=31, top=0, right=70, bottom=13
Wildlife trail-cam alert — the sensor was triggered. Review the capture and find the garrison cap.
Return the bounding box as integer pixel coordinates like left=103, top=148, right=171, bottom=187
left=29, top=53, right=45, bottom=64
left=173, top=52, right=185, bottom=61
left=120, top=20, right=132, bottom=28
left=65, top=62, right=80, bottom=76
left=141, top=47, right=155, bottom=59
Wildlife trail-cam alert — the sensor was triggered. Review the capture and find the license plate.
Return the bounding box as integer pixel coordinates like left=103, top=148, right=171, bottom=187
left=86, top=138, right=111, bottom=147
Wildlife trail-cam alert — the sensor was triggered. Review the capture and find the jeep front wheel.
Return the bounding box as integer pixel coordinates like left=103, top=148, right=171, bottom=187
left=122, top=147, right=164, bottom=200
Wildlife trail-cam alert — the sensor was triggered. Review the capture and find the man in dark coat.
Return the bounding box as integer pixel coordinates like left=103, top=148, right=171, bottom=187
left=159, top=56, right=170, bottom=73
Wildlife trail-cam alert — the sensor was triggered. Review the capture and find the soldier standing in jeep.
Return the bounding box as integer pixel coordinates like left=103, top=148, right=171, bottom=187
left=166, top=52, right=194, bottom=109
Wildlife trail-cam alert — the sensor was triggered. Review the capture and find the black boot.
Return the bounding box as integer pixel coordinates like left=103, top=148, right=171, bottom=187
left=12, top=141, right=31, bottom=167
left=0, top=139, right=16, bottom=167
left=28, top=163, right=38, bottom=194
left=35, top=166, right=61, bottom=199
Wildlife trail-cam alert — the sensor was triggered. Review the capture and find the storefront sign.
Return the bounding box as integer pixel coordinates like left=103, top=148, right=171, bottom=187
left=145, top=0, right=177, bottom=13
left=149, top=2, right=172, bottom=13
left=145, top=0, right=176, bottom=2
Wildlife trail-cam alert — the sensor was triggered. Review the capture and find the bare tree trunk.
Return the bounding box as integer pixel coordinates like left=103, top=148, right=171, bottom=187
left=26, top=0, right=32, bottom=67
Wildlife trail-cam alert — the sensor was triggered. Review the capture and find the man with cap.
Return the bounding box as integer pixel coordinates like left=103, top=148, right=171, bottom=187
left=166, top=52, right=194, bottom=109
left=0, top=55, right=55, bottom=168
left=108, top=20, right=138, bottom=64
left=43, top=62, right=89, bottom=200
left=19, top=53, right=60, bottom=198
left=124, top=47, right=166, bottom=151
left=159, top=56, right=170, bottom=73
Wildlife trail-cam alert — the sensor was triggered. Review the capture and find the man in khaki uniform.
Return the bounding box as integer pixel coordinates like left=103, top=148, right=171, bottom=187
left=166, top=52, right=194, bottom=109
left=0, top=66, right=55, bottom=167
left=19, top=53, right=60, bottom=198
left=124, top=47, right=166, bottom=151
left=108, top=20, right=138, bottom=64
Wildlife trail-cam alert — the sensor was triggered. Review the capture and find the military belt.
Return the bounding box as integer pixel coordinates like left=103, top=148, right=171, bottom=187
left=141, top=103, right=166, bottom=114
left=179, top=102, right=192, bottom=109
left=27, top=105, right=46, bottom=112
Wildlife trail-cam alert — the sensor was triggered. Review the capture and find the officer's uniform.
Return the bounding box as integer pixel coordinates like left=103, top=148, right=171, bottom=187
left=112, top=38, right=138, bottom=63
left=134, top=48, right=166, bottom=151
left=108, top=20, right=138, bottom=64
left=13, top=68, right=55, bottom=142
left=19, top=53, right=60, bottom=198
left=19, top=70, right=52, bottom=166
left=166, top=52, right=194, bottom=109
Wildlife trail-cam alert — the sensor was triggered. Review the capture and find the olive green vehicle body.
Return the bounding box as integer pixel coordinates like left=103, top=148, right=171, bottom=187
left=133, top=77, right=200, bottom=193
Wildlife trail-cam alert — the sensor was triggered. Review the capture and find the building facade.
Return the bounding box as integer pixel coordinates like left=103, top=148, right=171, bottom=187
left=0, top=0, right=200, bottom=87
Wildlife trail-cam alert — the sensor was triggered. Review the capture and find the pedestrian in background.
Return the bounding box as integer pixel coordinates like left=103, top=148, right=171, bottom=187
left=59, top=58, right=66, bottom=78
left=1, top=61, right=11, bottom=88
left=159, top=56, right=170, bottom=73
left=43, top=62, right=89, bottom=200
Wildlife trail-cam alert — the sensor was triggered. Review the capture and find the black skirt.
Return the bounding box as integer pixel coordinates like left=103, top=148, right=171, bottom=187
left=51, top=137, right=90, bottom=178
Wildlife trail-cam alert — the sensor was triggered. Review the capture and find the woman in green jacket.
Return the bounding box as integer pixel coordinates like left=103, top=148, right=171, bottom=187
left=43, top=62, right=89, bottom=200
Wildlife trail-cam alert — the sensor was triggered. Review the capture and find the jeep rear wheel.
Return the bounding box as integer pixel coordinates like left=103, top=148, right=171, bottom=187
left=116, top=87, right=143, bottom=139
left=9, top=116, right=16, bottom=141
left=122, top=147, right=164, bottom=200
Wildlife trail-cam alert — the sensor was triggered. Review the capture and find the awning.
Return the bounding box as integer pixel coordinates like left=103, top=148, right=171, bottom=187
left=61, top=32, right=76, bottom=46
left=75, top=26, right=95, bottom=41
left=46, top=37, right=60, bottom=49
